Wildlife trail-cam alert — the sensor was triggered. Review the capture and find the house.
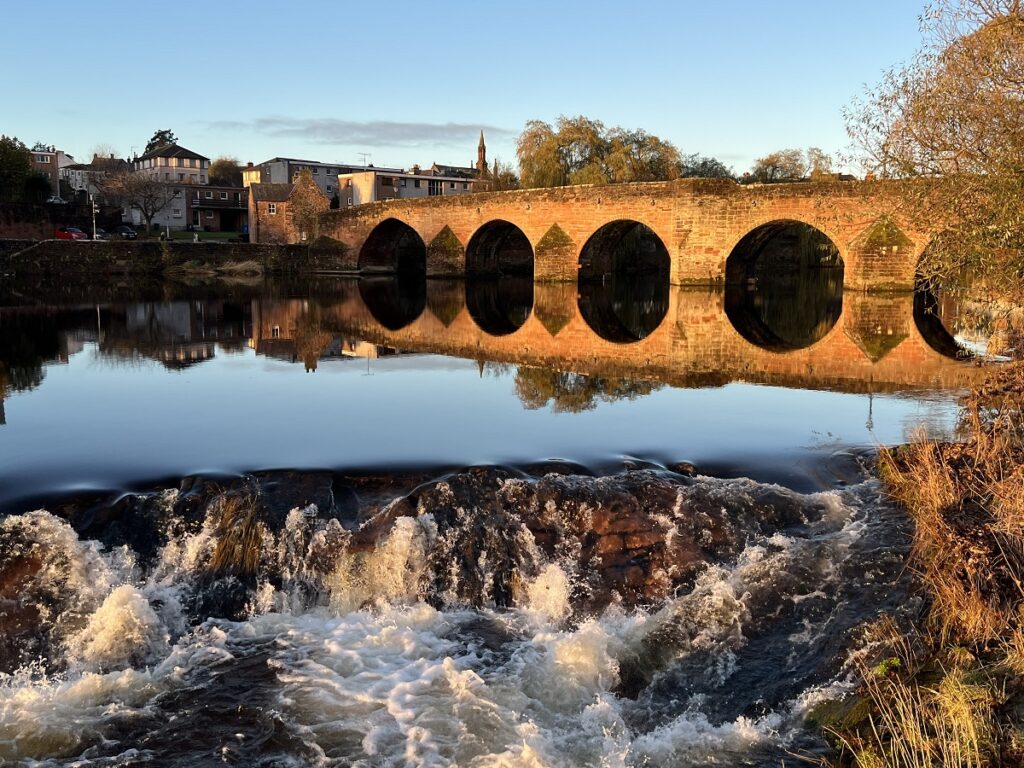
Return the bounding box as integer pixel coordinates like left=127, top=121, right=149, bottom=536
left=187, top=183, right=248, bottom=231
left=133, top=143, right=210, bottom=185
left=247, top=170, right=329, bottom=244
left=61, top=154, right=131, bottom=199
left=29, top=144, right=73, bottom=195
left=243, top=157, right=401, bottom=200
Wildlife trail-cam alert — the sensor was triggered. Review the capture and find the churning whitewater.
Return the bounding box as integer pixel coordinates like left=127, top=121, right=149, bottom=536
left=0, top=466, right=915, bottom=767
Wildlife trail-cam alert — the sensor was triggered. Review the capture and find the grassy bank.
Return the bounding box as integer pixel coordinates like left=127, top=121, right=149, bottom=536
left=825, top=365, right=1024, bottom=766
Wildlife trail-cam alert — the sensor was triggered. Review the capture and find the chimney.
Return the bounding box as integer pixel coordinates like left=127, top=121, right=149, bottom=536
left=247, top=162, right=254, bottom=167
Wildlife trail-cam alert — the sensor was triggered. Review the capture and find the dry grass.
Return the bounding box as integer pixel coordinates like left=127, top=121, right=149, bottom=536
left=209, top=491, right=266, bottom=577
left=829, top=364, right=1024, bottom=766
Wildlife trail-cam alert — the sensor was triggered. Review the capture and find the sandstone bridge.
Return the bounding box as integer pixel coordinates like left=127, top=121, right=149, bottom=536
left=318, top=179, right=929, bottom=290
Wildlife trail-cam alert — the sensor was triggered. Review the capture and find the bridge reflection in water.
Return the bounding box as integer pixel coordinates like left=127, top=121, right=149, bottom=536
left=249, top=277, right=985, bottom=395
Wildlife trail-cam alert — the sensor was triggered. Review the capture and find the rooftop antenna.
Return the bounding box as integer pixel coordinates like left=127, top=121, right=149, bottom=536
left=357, top=152, right=371, bottom=167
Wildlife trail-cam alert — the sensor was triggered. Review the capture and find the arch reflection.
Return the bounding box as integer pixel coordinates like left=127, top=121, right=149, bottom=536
left=725, top=221, right=843, bottom=351
left=577, top=220, right=670, bottom=343
left=466, top=277, right=533, bottom=336
left=357, top=273, right=426, bottom=331
left=912, top=281, right=971, bottom=359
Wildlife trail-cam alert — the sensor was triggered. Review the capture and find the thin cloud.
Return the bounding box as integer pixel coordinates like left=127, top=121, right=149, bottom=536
left=202, top=116, right=516, bottom=148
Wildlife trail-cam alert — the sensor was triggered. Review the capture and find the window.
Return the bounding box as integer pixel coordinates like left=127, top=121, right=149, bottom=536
left=400, top=178, right=407, bottom=187
left=380, top=176, right=394, bottom=187
left=205, top=211, right=214, bottom=219
left=164, top=173, right=170, bottom=180
left=194, top=190, right=200, bottom=199
left=312, top=168, right=319, bottom=174
left=34, top=154, right=51, bottom=163
left=413, top=179, right=421, bottom=188
left=272, top=325, right=281, bottom=338
left=172, top=208, right=182, bottom=218
left=205, top=191, right=213, bottom=199
left=347, top=197, right=353, bottom=205
left=463, top=183, right=468, bottom=190
left=220, top=192, right=227, bottom=200
left=174, top=189, right=182, bottom=197
left=178, top=173, right=184, bottom=181
left=428, top=180, right=441, bottom=196
left=268, top=203, right=277, bottom=214
left=326, top=185, right=333, bottom=192
left=449, top=182, right=455, bottom=189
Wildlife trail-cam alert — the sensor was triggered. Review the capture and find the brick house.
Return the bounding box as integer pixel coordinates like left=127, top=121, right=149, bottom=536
left=248, top=170, right=329, bottom=244
left=188, top=183, right=248, bottom=231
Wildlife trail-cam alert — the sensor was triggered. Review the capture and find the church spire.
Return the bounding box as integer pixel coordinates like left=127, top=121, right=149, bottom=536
left=476, top=130, right=487, bottom=175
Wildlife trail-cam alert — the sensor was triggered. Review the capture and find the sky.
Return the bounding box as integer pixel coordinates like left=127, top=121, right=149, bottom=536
left=0, top=0, right=926, bottom=174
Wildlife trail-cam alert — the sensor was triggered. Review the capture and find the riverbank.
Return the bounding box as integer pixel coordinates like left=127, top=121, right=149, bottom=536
left=824, top=363, right=1024, bottom=766
left=0, top=237, right=352, bottom=278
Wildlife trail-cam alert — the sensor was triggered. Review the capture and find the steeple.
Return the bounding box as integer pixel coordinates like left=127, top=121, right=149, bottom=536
left=476, top=130, right=487, bottom=175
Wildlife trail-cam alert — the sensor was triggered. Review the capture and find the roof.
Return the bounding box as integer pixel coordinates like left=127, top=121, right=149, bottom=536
left=430, top=163, right=479, bottom=180
left=138, top=143, right=210, bottom=163
left=250, top=182, right=293, bottom=202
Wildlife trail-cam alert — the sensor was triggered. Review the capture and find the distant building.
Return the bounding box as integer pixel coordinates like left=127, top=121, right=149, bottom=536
left=243, top=157, right=402, bottom=200
left=248, top=170, right=329, bottom=244
left=61, top=154, right=131, bottom=198
left=29, top=144, right=72, bottom=194
left=134, top=143, right=210, bottom=185
left=336, top=131, right=492, bottom=205
left=337, top=168, right=483, bottom=206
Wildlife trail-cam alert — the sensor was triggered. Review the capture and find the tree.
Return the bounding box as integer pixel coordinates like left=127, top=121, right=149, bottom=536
left=806, top=147, right=834, bottom=180
left=846, top=0, right=1024, bottom=296
left=144, top=129, right=177, bottom=154
left=0, top=135, right=31, bottom=202
left=490, top=158, right=520, bottom=191
left=209, top=156, right=243, bottom=186
left=100, top=171, right=176, bottom=230
left=516, top=116, right=683, bottom=188
left=23, top=173, right=52, bottom=203
left=680, top=154, right=736, bottom=180
left=749, top=149, right=808, bottom=183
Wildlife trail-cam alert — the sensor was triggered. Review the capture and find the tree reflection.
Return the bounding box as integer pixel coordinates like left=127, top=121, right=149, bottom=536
left=514, top=366, right=662, bottom=412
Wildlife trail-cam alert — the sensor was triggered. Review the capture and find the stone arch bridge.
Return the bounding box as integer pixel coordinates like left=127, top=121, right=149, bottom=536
left=318, top=179, right=928, bottom=290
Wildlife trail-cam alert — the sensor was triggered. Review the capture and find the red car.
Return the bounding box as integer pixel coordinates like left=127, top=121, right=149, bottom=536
left=55, top=226, right=88, bottom=241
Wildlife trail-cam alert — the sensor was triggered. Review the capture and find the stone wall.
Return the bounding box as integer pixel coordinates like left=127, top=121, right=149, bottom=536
left=319, top=179, right=928, bottom=290
left=0, top=239, right=350, bottom=277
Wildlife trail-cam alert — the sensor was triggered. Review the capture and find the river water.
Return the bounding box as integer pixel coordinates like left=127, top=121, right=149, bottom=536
left=0, top=270, right=985, bottom=766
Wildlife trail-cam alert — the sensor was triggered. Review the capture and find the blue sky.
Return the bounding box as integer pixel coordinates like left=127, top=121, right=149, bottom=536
left=1, top=1, right=924, bottom=173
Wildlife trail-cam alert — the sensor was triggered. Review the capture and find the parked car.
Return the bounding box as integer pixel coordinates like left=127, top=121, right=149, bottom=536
left=92, top=228, right=110, bottom=241
left=55, top=226, right=88, bottom=241
left=114, top=225, right=138, bottom=240
left=46, top=196, right=67, bottom=204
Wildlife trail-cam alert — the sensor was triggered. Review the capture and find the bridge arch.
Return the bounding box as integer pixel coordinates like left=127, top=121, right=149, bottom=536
left=578, top=219, right=670, bottom=281
left=466, top=220, right=534, bottom=278
left=577, top=219, right=670, bottom=343
left=358, top=218, right=427, bottom=274
left=724, top=220, right=844, bottom=352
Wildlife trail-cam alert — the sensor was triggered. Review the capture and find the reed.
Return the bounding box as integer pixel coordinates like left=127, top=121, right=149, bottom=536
left=209, top=491, right=266, bottom=577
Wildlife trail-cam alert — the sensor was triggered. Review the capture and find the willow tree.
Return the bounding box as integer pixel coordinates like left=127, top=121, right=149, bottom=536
left=516, top=116, right=684, bottom=188
left=846, top=0, right=1024, bottom=297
